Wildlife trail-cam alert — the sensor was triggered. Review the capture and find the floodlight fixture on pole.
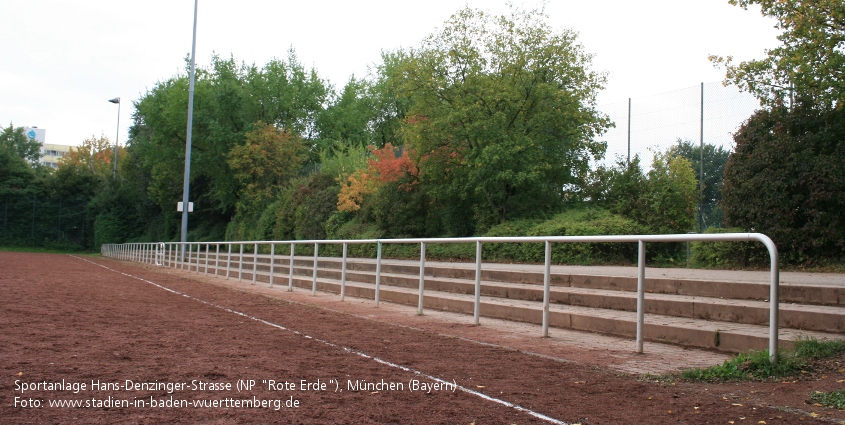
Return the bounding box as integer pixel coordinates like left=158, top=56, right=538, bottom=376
left=108, top=97, right=120, bottom=180
left=180, top=0, right=199, bottom=261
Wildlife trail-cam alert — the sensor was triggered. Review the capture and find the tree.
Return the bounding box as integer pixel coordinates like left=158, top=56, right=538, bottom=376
left=711, top=0, right=845, bottom=107
left=336, top=143, right=417, bottom=213
left=316, top=77, right=378, bottom=147
left=228, top=121, right=305, bottom=212
left=0, top=123, right=41, bottom=198
left=130, top=53, right=329, bottom=239
left=56, top=135, right=117, bottom=179
left=587, top=152, right=697, bottom=236
left=644, top=152, right=698, bottom=235
left=399, top=5, right=608, bottom=230
left=369, top=50, right=415, bottom=148
left=0, top=123, right=42, bottom=164
left=667, top=139, right=731, bottom=229
left=722, top=104, right=845, bottom=262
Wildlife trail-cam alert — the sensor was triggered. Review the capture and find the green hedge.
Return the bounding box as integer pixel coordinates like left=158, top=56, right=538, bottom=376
left=690, top=227, right=769, bottom=268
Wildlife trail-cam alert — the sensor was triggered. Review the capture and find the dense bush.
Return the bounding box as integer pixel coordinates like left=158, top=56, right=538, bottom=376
left=722, top=104, right=845, bottom=263
left=483, top=208, right=644, bottom=265
left=690, top=227, right=770, bottom=268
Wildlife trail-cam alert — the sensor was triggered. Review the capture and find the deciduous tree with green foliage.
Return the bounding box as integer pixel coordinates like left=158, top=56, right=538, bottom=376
left=0, top=123, right=41, bottom=198
left=399, top=5, right=609, bottom=232
left=228, top=121, right=305, bottom=213
left=1, top=123, right=42, bottom=164
left=711, top=0, right=845, bottom=108
left=130, top=52, right=329, bottom=239
left=668, top=139, right=731, bottom=230
left=587, top=151, right=697, bottom=236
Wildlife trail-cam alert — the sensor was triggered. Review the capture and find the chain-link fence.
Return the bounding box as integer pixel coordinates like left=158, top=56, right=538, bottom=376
left=595, top=81, right=761, bottom=231
left=1, top=194, right=90, bottom=249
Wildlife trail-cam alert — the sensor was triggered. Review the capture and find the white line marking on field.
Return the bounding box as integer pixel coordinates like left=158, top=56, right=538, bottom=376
left=74, top=256, right=567, bottom=425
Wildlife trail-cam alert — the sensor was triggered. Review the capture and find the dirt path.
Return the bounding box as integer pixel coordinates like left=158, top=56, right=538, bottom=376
left=2, top=252, right=843, bottom=424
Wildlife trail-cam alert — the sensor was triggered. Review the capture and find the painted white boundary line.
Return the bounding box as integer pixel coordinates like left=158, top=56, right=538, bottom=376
left=74, top=256, right=567, bottom=425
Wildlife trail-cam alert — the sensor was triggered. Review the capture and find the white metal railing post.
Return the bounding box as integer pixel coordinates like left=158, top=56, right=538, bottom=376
left=474, top=241, right=482, bottom=325
left=636, top=240, right=646, bottom=354
left=340, top=243, right=348, bottom=301
left=252, top=243, right=258, bottom=285
left=375, top=241, right=382, bottom=307
left=542, top=240, right=551, bottom=337
left=238, top=243, right=244, bottom=281
left=418, top=242, right=426, bottom=315
left=269, top=243, right=275, bottom=287
left=311, top=243, right=319, bottom=295
left=205, top=243, right=210, bottom=274
left=288, top=243, right=295, bottom=291
left=226, top=244, right=232, bottom=279
left=215, top=244, right=220, bottom=277
left=766, top=239, right=780, bottom=363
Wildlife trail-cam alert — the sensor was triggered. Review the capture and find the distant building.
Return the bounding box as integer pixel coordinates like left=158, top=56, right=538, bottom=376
left=24, top=126, right=73, bottom=168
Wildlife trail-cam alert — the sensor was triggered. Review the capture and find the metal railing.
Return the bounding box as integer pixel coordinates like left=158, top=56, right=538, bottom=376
left=102, top=233, right=780, bottom=362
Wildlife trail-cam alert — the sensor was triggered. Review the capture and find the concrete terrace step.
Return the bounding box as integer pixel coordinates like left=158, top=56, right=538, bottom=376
left=283, top=265, right=845, bottom=334
left=222, top=270, right=842, bottom=354
left=282, top=256, right=845, bottom=307
left=177, top=253, right=845, bottom=353
left=201, top=254, right=845, bottom=307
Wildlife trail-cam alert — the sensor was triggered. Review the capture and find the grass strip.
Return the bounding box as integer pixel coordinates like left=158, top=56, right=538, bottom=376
left=681, top=338, right=845, bottom=382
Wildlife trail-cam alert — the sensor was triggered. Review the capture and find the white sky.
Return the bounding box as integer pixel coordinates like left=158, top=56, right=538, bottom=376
left=2, top=0, right=779, bottom=147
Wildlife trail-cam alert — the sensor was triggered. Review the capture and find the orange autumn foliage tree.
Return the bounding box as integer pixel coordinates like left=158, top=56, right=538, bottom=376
left=57, top=135, right=123, bottom=179
left=337, top=143, right=418, bottom=212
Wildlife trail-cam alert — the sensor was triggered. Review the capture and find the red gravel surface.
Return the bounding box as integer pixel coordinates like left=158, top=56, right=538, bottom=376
left=2, top=251, right=844, bottom=424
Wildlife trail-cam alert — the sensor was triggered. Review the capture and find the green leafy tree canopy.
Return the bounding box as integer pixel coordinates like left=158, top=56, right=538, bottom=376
left=0, top=123, right=42, bottom=164
left=711, top=0, right=845, bottom=107
left=400, top=5, right=609, bottom=228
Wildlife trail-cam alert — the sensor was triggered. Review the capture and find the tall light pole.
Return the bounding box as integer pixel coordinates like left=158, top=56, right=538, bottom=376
left=108, top=97, right=120, bottom=180
left=181, top=0, right=199, bottom=260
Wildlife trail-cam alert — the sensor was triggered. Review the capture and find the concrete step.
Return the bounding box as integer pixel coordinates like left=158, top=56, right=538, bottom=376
left=225, top=270, right=841, bottom=354
left=276, top=256, right=845, bottom=307
left=291, top=266, right=845, bottom=334
left=178, top=253, right=845, bottom=354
